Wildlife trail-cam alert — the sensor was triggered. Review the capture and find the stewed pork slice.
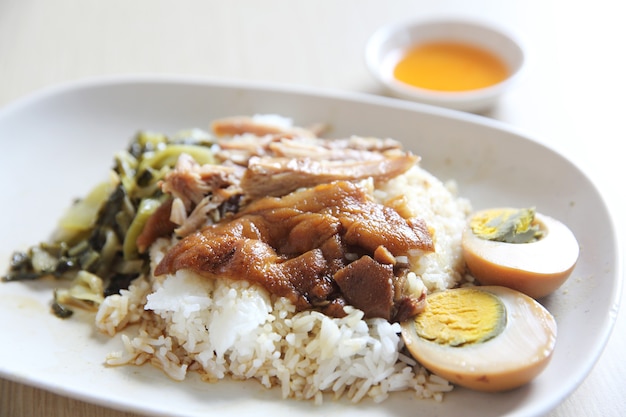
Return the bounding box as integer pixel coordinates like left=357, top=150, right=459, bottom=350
left=212, top=114, right=405, bottom=167
left=140, top=127, right=420, bottom=255
left=216, top=133, right=406, bottom=165
left=135, top=154, right=246, bottom=249
left=236, top=180, right=433, bottom=254
left=212, top=115, right=420, bottom=198
left=160, top=153, right=244, bottom=211
left=333, top=255, right=395, bottom=320
left=159, top=154, right=245, bottom=234
left=267, top=135, right=404, bottom=159
left=240, top=153, right=419, bottom=198
left=136, top=198, right=177, bottom=254
left=154, top=181, right=434, bottom=321
left=211, top=115, right=326, bottom=139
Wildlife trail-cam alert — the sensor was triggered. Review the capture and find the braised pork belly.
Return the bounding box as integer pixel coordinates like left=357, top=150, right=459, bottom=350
left=148, top=116, right=432, bottom=321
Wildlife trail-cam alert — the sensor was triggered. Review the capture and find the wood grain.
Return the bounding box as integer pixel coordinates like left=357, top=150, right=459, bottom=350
left=0, top=379, right=144, bottom=417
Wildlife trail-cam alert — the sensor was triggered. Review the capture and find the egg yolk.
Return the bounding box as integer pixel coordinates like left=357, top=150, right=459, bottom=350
left=470, top=207, right=543, bottom=244
left=393, top=41, right=509, bottom=92
left=415, top=287, right=506, bottom=347
left=401, top=286, right=557, bottom=392
left=462, top=208, right=580, bottom=299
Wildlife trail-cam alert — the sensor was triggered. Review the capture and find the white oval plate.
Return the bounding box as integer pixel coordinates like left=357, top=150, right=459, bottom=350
left=0, top=76, right=620, bottom=417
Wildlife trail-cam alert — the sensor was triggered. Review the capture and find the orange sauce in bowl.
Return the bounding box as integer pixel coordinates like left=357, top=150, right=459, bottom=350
left=393, top=41, right=509, bottom=92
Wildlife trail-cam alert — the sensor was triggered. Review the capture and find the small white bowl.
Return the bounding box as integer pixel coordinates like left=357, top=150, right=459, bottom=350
left=365, top=18, right=525, bottom=113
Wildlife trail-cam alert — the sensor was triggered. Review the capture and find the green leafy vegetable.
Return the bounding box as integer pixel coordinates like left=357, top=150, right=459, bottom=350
left=2, top=129, right=217, bottom=318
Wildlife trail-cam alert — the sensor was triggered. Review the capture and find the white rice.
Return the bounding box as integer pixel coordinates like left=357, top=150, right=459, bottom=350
left=96, top=164, right=470, bottom=404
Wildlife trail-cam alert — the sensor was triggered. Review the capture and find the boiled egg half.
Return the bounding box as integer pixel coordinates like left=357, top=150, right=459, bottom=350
left=462, top=208, right=579, bottom=299
left=401, top=286, right=557, bottom=392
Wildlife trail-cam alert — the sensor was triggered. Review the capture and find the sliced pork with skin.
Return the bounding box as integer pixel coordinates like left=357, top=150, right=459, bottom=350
left=266, top=136, right=404, bottom=160
left=146, top=119, right=433, bottom=321
left=154, top=181, right=434, bottom=321
left=160, top=154, right=243, bottom=210
left=240, top=153, right=419, bottom=198
left=136, top=198, right=177, bottom=254
left=333, top=256, right=395, bottom=320
left=211, top=115, right=324, bottom=139
left=156, top=154, right=244, bottom=235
